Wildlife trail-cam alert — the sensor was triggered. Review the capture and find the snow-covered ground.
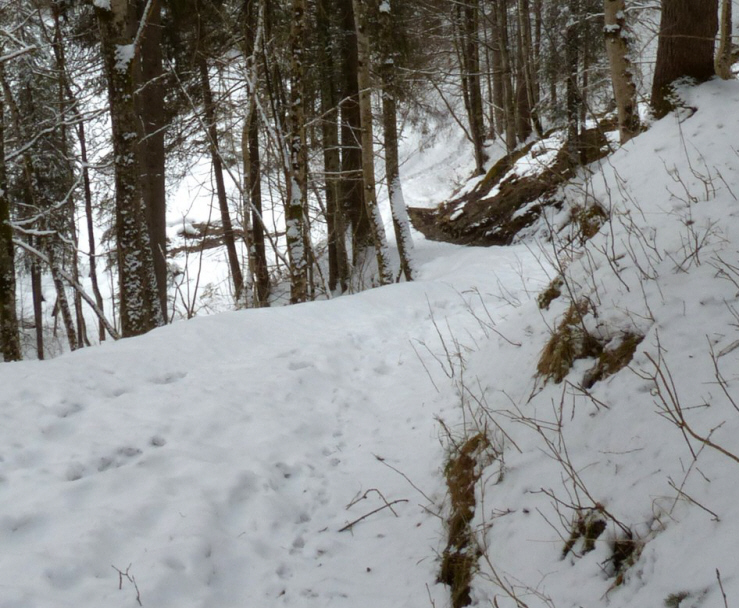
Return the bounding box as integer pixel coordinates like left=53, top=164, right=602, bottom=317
left=0, top=239, right=548, bottom=608
left=4, top=78, right=739, bottom=608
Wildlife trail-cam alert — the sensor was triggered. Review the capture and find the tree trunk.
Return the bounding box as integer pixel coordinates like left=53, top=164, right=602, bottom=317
left=515, top=18, right=532, bottom=141
left=715, top=0, right=733, bottom=79
left=48, top=242, right=77, bottom=352
left=51, top=8, right=106, bottom=342
left=651, top=0, right=719, bottom=118
left=459, top=0, right=487, bottom=174
left=197, top=53, right=245, bottom=303
left=286, top=0, right=310, bottom=303
left=338, top=0, right=370, bottom=262
left=243, top=0, right=271, bottom=307
left=317, top=0, right=350, bottom=293
left=379, top=0, right=415, bottom=282
left=31, top=259, right=43, bottom=360
left=0, top=60, right=21, bottom=362
left=135, top=0, right=168, bottom=316
left=565, top=0, right=582, bottom=164
left=488, top=3, right=506, bottom=138
left=496, top=0, right=517, bottom=151
left=94, top=2, right=163, bottom=337
left=353, top=0, right=393, bottom=285
left=517, top=0, right=543, bottom=136
left=605, top=0, right=640, bottom=143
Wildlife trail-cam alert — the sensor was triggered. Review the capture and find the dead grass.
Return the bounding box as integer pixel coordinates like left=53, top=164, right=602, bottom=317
left=537, top=276, right=564, bottom=310
left=438, top=432, right=491, bottom=608
left=536, top=301, right=601, bottom=384
left=582, top=333, right=644, bottom=389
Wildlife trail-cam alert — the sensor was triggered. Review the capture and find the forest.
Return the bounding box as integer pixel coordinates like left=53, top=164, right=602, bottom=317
left=0, top=0, right=727, bottom=358
left=1, top=2, right=739, bottom=608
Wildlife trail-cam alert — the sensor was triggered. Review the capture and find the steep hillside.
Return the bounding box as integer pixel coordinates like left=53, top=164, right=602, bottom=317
left=451, top=79, right=739, bottom=608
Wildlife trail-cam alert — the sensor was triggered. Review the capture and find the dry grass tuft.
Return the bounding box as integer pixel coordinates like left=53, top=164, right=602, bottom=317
left=537, top=301, right=601, bottom=383
left=537, top=276, right=564, bottom=310
left=582, top=333, right=644, bottom=389
left=438, top=433, right=491, bottom=608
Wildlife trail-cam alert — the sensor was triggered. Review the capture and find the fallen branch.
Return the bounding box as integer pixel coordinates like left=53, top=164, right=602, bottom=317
left=339, top=499, right=408, bottom=532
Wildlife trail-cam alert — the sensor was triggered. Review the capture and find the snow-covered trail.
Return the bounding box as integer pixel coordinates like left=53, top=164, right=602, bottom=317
left=0, top=241, right=549, bottom=608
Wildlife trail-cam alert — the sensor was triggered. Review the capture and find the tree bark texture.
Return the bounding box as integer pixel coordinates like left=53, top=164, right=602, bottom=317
left=135, top=0, right=168, bottom=316
left=95, top=1, right=163, bottom=337
left=715, top=0, right=733, bottom=79
left=380, top=0, right=415, bottom=282
left=0, top=63, right=21, bottom=362
left=338, top=0, right=370, bottom=261
left=317, top=0, right=350, bottom=293
left=651, top=0, right=719, bottom=118
left=286, top=0, right=310, bottom=303
left=352, top=0, right=392, bottom=285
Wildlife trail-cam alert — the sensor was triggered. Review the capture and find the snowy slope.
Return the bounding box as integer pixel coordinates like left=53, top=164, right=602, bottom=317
left=4, top=78, right=739, bottom=608
left=460, top=80, right=739, bottom=608
left=0, top=240, right=548, bottom=607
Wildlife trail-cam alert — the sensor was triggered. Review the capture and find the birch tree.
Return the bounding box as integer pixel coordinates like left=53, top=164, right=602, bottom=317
left=604, top=0, right=640, bottom=143
left=379, top=0, right=415, bottom=281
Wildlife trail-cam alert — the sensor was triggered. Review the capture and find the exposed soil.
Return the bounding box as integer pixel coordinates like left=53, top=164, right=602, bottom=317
left=409, top=128, right=612, bottom=247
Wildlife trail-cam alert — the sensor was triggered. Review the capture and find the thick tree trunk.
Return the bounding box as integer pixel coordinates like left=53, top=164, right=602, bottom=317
left=286, top=0, right=310, bottom=303
left=517, top=0, right=542, bottom=136
left=352, top=0, right=392, bottom=285
left=338, top=0, right=370, bottom=262
left=651, top=0, right=719, bottom=118
left=487, top=4, right=506, bottom=138
left=515, top=20, right=532, bottom=141
left=605, top=0, right=640, bottom=143
left=95, top=2, right=163, bottom=337
left=317, top=0, right=350, bottom=293
left=715, top=0, right=733, bottom=79
left=135, top=0, right=168, bottom=316
left=0, top=64, right=21, bottom=362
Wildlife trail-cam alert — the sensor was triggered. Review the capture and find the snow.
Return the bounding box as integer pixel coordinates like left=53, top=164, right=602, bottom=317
left=5, top=78, right=739, bottom=608
left=0, top=241, right=548, bottom=608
